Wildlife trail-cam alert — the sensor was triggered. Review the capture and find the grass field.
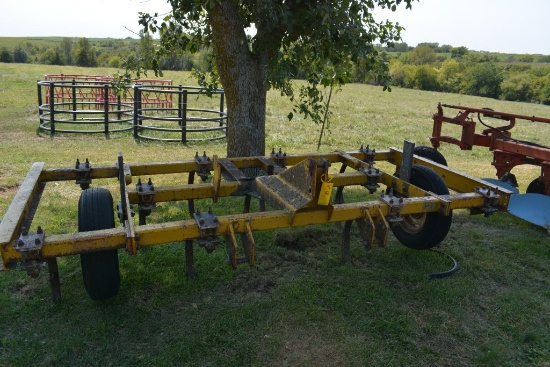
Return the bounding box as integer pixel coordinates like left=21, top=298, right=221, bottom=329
left=0, top=63, right=549, bottom=367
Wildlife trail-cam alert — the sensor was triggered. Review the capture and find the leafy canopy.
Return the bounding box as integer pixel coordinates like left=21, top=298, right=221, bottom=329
left=135, top=0, right=413, bottom=142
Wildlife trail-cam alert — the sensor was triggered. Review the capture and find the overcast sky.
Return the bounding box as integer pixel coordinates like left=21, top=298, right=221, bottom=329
left=1, top=0, right=548, bottom=55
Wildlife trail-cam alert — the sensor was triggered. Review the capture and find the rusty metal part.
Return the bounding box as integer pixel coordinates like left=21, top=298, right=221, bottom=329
left=254, top=158, right=317, bottom=215
left=430, top=103, right=550, bottom=195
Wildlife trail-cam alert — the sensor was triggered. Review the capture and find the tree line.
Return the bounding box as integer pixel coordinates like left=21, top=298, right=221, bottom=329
left=0, top=35, right=212, bottom=72
left=1, top=37, right=550, bottom=105
left=378, top=43, right=550, bottom=105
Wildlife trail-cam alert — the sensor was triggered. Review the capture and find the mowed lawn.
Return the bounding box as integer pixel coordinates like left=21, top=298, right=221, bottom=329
left=0, top=63, right=549, bottom=366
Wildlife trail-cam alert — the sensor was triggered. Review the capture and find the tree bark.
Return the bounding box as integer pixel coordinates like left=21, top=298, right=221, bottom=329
left=209, top=1, right=267, bottom=158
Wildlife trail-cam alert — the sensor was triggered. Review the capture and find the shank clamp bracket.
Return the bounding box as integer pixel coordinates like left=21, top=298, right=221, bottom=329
left=15, top=226, right=45, bottom=278
left=379, top=194, right=405, bottom=223
left=194, top=208, right=221, bottom=253
left=359, top=145, right=377, bottom=166
left=363, top=167, right=381, bottom=194
left=136, top=178, right=156, bottom=212
left=194, top=151, right=212, bottom=181
left=271, top=148, right=287, bottom=168
left=74, top=158, right=92, bottom=189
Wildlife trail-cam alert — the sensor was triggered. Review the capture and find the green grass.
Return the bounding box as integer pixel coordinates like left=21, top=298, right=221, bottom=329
left=0, top=63, right=549, bottom=366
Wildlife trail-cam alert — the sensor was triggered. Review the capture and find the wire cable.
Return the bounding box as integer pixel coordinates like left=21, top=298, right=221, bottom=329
left=426, top=248, right=459, bottom=279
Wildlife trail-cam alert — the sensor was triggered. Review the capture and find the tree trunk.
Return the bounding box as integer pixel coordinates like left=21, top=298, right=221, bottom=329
left=209, top=1, right=267, bottom=158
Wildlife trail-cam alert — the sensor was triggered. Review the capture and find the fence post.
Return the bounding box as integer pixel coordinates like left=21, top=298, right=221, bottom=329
left=37, top=81, right=43, bottom=127
left=72, top=79, right=77, bottom=122
left=104, top=84, right=109, bottom=134
left=49, top=82, right=55, bottom=134
left=133, top=85, right=140, bottom=138
left=219, top=91, right=225, bottom=127
left=180, top=86, right=188, bottom=144
left=117, top=94, right=122, bottom=122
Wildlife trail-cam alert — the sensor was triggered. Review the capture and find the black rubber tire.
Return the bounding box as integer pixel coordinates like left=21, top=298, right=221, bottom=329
left=391, top=165, right=453, bottom=250
left=413, top=146, right=448, bottom=166
left=78, top=188, right=120, bottom=300
left=526, top=177, right=545, bottom=194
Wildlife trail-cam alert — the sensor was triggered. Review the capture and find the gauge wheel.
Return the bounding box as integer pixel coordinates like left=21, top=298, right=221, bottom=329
left=391, top=165, right=453, bottom=250
left=78, top=188, right=120, bottom=300
left=413, top=146, right=448, bottom=166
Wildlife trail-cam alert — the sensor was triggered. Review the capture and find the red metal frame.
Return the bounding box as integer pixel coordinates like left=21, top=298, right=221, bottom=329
left=44, top=74, right=173, bottom=108
left=430, top=103, right=550, bottom=195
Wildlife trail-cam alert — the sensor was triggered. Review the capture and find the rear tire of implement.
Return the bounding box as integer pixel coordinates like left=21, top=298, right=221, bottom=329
left=78, top=188, right=120, bottom=300
left=391, top=165, right=453, bottom=250
left=526, top=177, right=545, bottom=194
left=413, top=146, right=448, bottom=166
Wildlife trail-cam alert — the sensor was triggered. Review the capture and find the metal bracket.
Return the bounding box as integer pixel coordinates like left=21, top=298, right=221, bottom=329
left=398, top=141, right=415, bottom=182
left=379, top=194, right=405, bottom=223
left=136, top=178, right=156, bottom=224
left=270, top=148, right=287, bottom=168
left=137, top=178, right=156, bottom=211
left=194, top=151, right=212, bottom=181
left=74, top=158, right=92, bottom=189
left=363, top=167, right=381, bottom=194
left=474, top=187, right=501, bottom=216
left=358, top=209, right=376, bottom=249
left=374, top=207, right=389, bottom=247
left=194, top=208, right=221, bottom=253
left=225, top=221, right=256, bottom=269
left=15, top=226, right=45, bottom=277
left=359, top=145, right=377, bottom=166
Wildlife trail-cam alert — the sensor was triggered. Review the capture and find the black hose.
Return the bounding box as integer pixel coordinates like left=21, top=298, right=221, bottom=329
left=426, top=248, right=459, bottom=279
left=477, top=112, right=549, bottom=149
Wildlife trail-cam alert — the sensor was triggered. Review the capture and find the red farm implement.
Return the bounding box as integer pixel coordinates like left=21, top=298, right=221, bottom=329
left=421, top=103, right=550, bottom=231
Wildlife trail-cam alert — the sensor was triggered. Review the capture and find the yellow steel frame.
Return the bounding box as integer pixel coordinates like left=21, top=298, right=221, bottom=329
left=0, top=147, right=512, bottom=273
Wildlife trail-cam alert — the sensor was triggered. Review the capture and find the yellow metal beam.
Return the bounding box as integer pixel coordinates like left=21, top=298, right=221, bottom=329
left=0, top=163, right=44, bottom=269
left=3, top=191, right=491, bottom=264
left=0, top=149, right=508, bottom=272
left=391, top=148, right=512, bottom=207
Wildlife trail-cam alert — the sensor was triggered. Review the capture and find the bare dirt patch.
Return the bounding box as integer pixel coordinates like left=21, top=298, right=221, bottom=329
left=0, top=185, right=19, bottom=198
